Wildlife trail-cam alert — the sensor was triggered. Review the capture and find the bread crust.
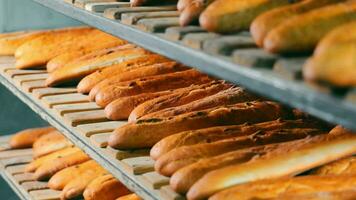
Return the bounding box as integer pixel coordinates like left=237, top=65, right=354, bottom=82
left=116, top=194, right=142, bottom=200
left=32, top=130, right=73, bottom=158
left=9, top=126, right=55, bottom=149
left=109, top=101, right=296, bottom=149
left=311, top=156, right=356, bottom=176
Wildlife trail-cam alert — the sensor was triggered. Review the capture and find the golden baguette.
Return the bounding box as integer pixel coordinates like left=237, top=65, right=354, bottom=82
left=32, top=130, right=73, bottom=158
left=179, top=0, right=215, bottom=26
left=83, top=174, right=131, bottom=200
left=109, top=101, right=296, bottom=149
left=311, top=156, right=356, bottom=176
left=88, top=62, right=187, bottom=101
left=77, top=54, right=171, bottom=94
left=251, top=0, right=344, bottom=47
left=210, top=175, right=356, bottom=200
left=128, top=81, right=232, bottom=122
left=150, top=119, right=329, bottom=160
left=200, top=0, right=295, bottom=33
left=303, top=22, right=356, bottom=87
left=156, top=128, right=324, bottom=177
left=270, top=190, right=356, bottom=200
left=34, top=150, right=91, bottom=181
left=95, top=69, right=211, bottom=107
left=9, top=126, right=55, bottom=149
left=116, top=194, right=142, bottom=200
left=264, top=2, right=356, bottom=53
left=187, top=126, right=356, bottom=200
left=141, top=87, right=258, bottom=120
left=45, top=45, right=149, bottom=86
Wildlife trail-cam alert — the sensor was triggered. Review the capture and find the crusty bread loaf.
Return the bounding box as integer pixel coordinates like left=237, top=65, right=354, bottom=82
left=61, top=163, right=108, bottom=199
left=303, top=22, right=356, bottom=87
left=109, top=101, right=296, bottom=149
left=251, top=0, right=343, bottom=47
left=200, top=0, right=294, bottom=33
left=141, top=87, right=258, bottom=120
left=25, top=147, right=80, bottom=173
left=77, top=54, right=171, bottom=94
left=15, top=27, right=95, bottom=69
left=83, top=174, right=131, bottom=200
left=156, top=128, right=324, bottom=176
left=47, top=51, right=86, bottom=72
left=88, top=62, right=187, bottom=101
left=187, top=126, right=356, bottom=200
left=311, top=156, right=356, bottom=176
left=9, top=126, right=55, bottom=149
left=32, top=130, right=73, bottom=158
left=46, top=45, right=149, bottom=86
left=270, top=189, right=356, bottom=200
left=178, top=0, right=215, bottom=26
left=129, top=81, right=232, bottom=122
left=48, top=160, right=102, bottom=190
left=150, top=119, right=329, bottom=160
left=34, top=150, right=91, bottom=181
left=264, top=2, right=356, bottom=53
left=116, top=194, right=142, bottom=200
left=210, top=174, right=356, bottom=200
left=95, top=69, right=212, bottom=107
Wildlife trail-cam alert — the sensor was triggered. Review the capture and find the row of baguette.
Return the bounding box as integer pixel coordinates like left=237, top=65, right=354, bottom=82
left=2, top=27, right=356, bottom=199
left=9, top=126, right=141, bottom=200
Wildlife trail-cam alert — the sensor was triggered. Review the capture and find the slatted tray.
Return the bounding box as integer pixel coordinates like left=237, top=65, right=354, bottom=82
left=29, top=0, right=356, bottom=131
left=0, top=57, right=182, bottom=200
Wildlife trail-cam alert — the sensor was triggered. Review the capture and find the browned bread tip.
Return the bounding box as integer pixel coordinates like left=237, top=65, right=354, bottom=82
left=9, top=126, right=55, bottom=149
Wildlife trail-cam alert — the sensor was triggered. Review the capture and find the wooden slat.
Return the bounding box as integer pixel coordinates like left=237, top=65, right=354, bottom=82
left=103, top=6, right=177, bottom=20
left=202, top=36, right=256, bottom=56
left=0, top=56, right=15, bottom=64
left=137, top=17, right=179, bottom=33
left=41, top=93, right=89, bottom=108
left=122, top=11, right=179, bottom=25
left=122, top=156, right=155, bottom=175
left=0, top=155, right=32, bottom=167
left=160, top=185, right=186, bottom=200
left=232, top=49, right=279, bottom=68
left=182, top=33, right=219, bottom=49
left=21, top=181, right=48, bottom=192
left=63, top=110, right=108, bottom=126
left=13, top=173, right=35, bottom=184
left=22, top=80, right=47, bottom=92
left=90, top=132, right=111, bottom=148
left=13, top=74, right=49, bottom=85
left=5, top=69, right=46, bottom=78
left=165, top=26, right=204, bottom=41
left=76, top=121, right=125, bottom=137
left=0, top=149, right=33, bottom=159
left=6, top=164, right=28, bottom=175
left=53, top=102, right=101, bottom=116
left=0, top=142, right=11, bottom=151
left=273, top=58, right=305, bottom=80
left=32, top=87, right=77, bottom=99
left=0, top=134, right=12, bottom=143
left=74, top=0, right=117, bottom=8
left=85, top=2, right=130, bottom=12
left=104, top=146, right=150, bottom=160
left=141, top=171, right=169, bottom=189
left=30, top=189, right=61, bottom=200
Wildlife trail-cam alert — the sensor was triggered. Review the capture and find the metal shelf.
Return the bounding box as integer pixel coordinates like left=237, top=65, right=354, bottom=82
left=30, top=0, right=356, bottom=131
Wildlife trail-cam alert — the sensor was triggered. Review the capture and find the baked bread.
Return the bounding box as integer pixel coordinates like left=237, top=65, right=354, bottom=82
left=150, top=119, right=329, bottom=160
left=77, top=55, right=171, bottom=94
left=156, top=128, right=324, bottom=176
left=303, top=22, right=356, bottom=87
left=46, top=44, right=149, bottom=86
left=178, top=0, right=215, bottom=26
left=271, top=190, right=356, bottom=200
left=88, top=62, right=187, bottom=101
left=128, top=81, right=232, bottom=122
left=141, top=87, right=258, bottom=120
left=116, top=194, right=142, bottom=200
left=251, top=0, right=343, bottom=47
left=210, top=174, right=356, bottom=200
left=25, top=147, right=80, bottom=172
left=48, top=160, right=102, bottom=190
left=264, top=2, right=356, bottom=53
left=32, top=130, right=73, bottom=158
left=9, top=126, right=55, bottom=149
left=95, top=69, right=212, bottom=107
left=34, top=150, right=91, bottom=180
left=83, top=174, right=131, bottom=200
left=109, top=101, right=296, bottom=149
left=187, top=126, right=356, bottom=200
left=311, top=156, right=356, bottom=176
left=199, top=0, right=294, bottom=33
left=15, top=27, right=95, bottom=69
left=130, top=0, right=177, bottom=6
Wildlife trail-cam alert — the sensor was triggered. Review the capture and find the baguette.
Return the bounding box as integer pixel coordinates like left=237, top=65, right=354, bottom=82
left=15, top=27, right=95, bottom=69
left=77, top=54, right=171, bottom=94
left=178, top=0, right=215, bottom=26
left=187, top=126, right=356, bottom=200
left=95, top=69, right=212, bottom=107
left=210, top=175, right=356, bottom=200
left=25, top=147, right=80, bottom=172
left=264, top=2, right=356, bottom=53
left=156, top=128, right=324, bottom=176
left=151, top=119, right=329, bottom=160
left=88, top=62, right=187, bottom=101
left=9, top=126, right=55, bottom=149
left=129, top=81, right=232, bottom=122
left=116, top=194, right=142, bottom=200
left=311, top=156, right=356, bottom=176
left=32, top=130, right=73, bottom=158
left=251, top=0, right=344, bottom=47
left=83, top=174, right=131, bottom=200
left=199, top=0, right=294, bottom=33
left=46, top=45, right=149, bottom=86
left=141, top=87, right=258, bottom=120
left=48, top=160, right=101, bottom=190
left=61, top=164, right=108, bottom=199
left=271, top=190, right=356, bottom=200
left=34, top=150, right=91, bottom=181
left=303, top=22, right=356, bottom=87
left=109, top=101, right=296, bottom=149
